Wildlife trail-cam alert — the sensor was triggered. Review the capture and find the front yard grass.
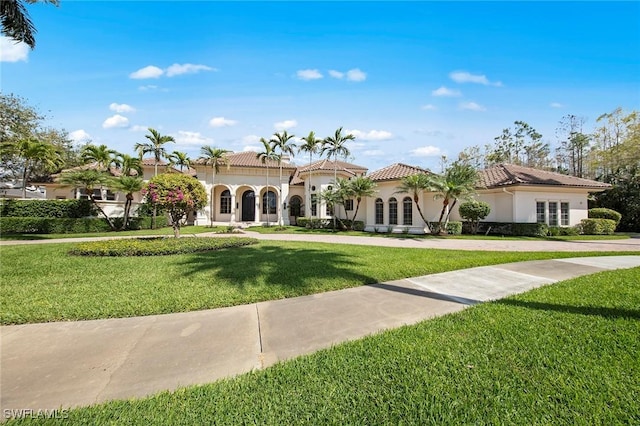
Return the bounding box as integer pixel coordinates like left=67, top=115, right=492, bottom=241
left=1, top=241, right=636, bottom=324
left=0, top=225, right=221, bottom=241
left=13, top=267, right=639, bottom=425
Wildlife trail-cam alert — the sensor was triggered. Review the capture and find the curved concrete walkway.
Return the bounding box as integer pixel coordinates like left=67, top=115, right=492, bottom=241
left=1, top=255, right=639, bottom=415
left=2, top=230, right=640, bottom=252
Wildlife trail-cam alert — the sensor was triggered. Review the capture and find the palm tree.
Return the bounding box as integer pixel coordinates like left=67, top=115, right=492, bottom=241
left=198, top=145, right=230, bottom=226
left=298, top=131, right=322, bottom=218
left=270, top=130, right=297, bottom=226
left=433, top=163, right=478, bottom=233
left=134, top=128, right=174, bottom=229
left=134, top=128, right=175, bottom=176
left=256, top=138, right=280, bottom=227
left=57, top=169, right=117, bottom=230
left=321, top=127, right=355, bottom=229
left=395, top=173, right=436, bottom=233
left=1, top=0, right=58, bottom=49
left=116, top=153, right=143, bottom=176
left=81, top=144, right=118, bottom=171
left=0, top=138, right=63, bottom=198
left=348, top=176, right=377, bottom=228
left=168, top=150, right=191, bottom=173
left=111, top=175, right=144, bottom=231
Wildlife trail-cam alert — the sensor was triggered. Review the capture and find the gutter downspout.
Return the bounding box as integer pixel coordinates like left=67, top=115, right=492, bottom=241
left=502, top=187, right=515, bottom=222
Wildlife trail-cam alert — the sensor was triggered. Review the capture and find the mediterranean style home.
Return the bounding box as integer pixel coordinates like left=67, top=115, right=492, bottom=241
left=42, top=154, right=611, bottom=233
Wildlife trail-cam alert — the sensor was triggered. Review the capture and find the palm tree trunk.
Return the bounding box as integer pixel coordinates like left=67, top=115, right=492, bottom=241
left=21, top=163, right=28, bottom=199
left=89, top=194, right=117, bottom=230
left=210, top=169, right=216, bottom=227
left=333, top=155, right=337, bottom=231
left=266, top=164, right=270, bottom=227
left=413, top=195, right=432, bottom=233
left=444, top=199, right=458, bottom=226
left=279, top=163, right=283, bottom=226
left=121, top=194, right=133, bottom=231
left=308, top=152, right=312, bottom=218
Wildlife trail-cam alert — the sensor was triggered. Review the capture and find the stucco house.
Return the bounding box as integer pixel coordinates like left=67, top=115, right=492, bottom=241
left=38, top=154, right=611, bottom=233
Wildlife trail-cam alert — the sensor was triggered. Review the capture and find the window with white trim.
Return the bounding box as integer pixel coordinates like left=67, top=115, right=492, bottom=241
left=548, top=201, right=558, bottom=226
left=560, top=202, right=570, bottom=226
left=536, top=201, right=546, bottom=224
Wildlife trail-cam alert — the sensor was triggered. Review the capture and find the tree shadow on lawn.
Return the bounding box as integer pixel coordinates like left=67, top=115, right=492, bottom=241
left=495, top=299, right=640, bottom=320
left=177, top=243, right=378, bottom=295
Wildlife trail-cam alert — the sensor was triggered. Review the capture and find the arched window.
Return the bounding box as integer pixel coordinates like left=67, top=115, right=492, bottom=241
left=262, top=190, right=276, bottom=214
left=289, top=196, right=302, bottom=217
left=375, top=198, right=384, bottom=225
left=403, top=197, right=413, bottom=225
left=220, top=190, right=231, bottom=214
left=388, top=197, right=398, bottom=225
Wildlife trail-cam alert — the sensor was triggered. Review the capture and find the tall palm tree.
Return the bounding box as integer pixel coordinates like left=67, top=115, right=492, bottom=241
left=395, top=173, right=436, bottom=233
left=1, top=0, right=58, bottom=49
left=81, top=144, right=118, bottom=171
left=111, top=175, right=144, bottom=231
left=116, top=153, right=143, bottom=176
left=270, top=130, right=297, bottom=226
left=298, top=131, right=322, bottom=218
left=433, top=163, right=478, bottom=233
left=134, top=128, right=175, bottom=176
left=256, top=138, right=280, bottom=227
left=321, top=127, right=355, bottom=229
left=168, top=150, right=191, bottom=173
left=57, top=169, right=117, bottom=230
left=348, top=176, right=377, bottom=228
left=198, top=145, right=230, bottom=226
left=0, top=138, right=63, bottom=198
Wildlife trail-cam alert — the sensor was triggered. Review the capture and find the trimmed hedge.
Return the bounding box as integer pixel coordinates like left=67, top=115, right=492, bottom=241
left=0, top=199, right=97, bottom=218
left=0, top=216, right=169, bottom=234
left=547, top=226, right=580, bottom=236
left=68, top=236, right=258, bottom=256
left=588, top=208, right=622, bottom=225
left=429, top=221, right=462, bottom=235
left=462, top=222, right=549, bottom=237
left=580, top=218, right=617, bottom=235
left=295, top=217, right=364, bottom=231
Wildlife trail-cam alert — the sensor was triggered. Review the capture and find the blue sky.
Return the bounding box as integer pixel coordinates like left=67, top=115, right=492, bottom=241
left=2, top=1, right=639, bottom=172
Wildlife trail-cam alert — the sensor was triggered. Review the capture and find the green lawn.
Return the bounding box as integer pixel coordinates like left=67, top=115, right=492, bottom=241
left=1, top=241, right=636, bottom=324
left=246, top=225, right=630, bottom=241
left=12, top=267, right=638, bottom=425
left=0, top=225, right=224, bottom=240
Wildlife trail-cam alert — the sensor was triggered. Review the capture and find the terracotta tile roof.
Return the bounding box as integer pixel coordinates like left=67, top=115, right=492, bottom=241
left=54, top=162, right=126, bottom=177
left=368, top=163, right=431, bottom=181
left=141, top=158, right=167, bottom=166
left=479, top=164, right=611, bottom=189
left=297, top=159, right=368, bottom=175
left=194, top=151, right=296, bottom=170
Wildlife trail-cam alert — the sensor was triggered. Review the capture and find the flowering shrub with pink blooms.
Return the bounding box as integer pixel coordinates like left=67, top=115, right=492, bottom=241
left=142, top=173, right=207, bottom=237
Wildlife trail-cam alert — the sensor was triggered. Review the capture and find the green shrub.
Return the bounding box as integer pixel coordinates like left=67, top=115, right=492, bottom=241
left=512, top=223, right=549, bottom=237
left=296, top=217, right=333, bottom=229
left=588, top=208, right=622, bottom=225
left=68, top=236, right=258, bottom=256
left=429, top=221, right=463, bottom=235
left=467, top=222, right=549, bottom=237
left=0, top=216, right=169, bottom=234
left=0, top=199, right=96, bottom=218
left=547, top=226, right=580, bottom=236
left=458, top=200, right=491, bottom=234
left=580, top=218, right=617, bottom=235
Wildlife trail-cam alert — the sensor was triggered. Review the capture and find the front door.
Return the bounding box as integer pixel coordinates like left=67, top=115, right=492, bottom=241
left=241, top=190, right=255, bottom=221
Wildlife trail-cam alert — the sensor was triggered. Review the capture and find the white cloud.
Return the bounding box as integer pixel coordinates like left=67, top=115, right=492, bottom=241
left=109, top=103, right=135, bottom=113
left=346, top=68, right=367, bottom=82
left=102, top=114, right=130, bottom=129
left=243, top=145, right=261, bottom=152
left=449, top=71, right=502, bottom=86
left=138, top=85, right=159, bottom=91
left=274, top=119, right=298, bottom=130
left=130, top=125, right=148, bottom=132
left=209, top=117, right=238, bottom=127
left=550, top=102, right=564, bottom=108
left=432, top=86, right=462, bottom=97
left=166, top=63, right=215, bottom=77
left=410, top=146, right=442, bottom=157
left=421, top=104, right=437, bottom=110
left=347, top=129, right=393, bottom=141
left=129, top=65, right=164, bottom=79
left=459, top=101, right=486, bottom=111
left=296, top=69, right=323, bottom=80
left=0, top=37, right=29, bottom=62
left=242, top=135, right=261, bottom=144
left=363, top=150, right=385, bottom=156
left=69, top=129, right=91, bottom=143
left=328, top=70, right=344, bottom=79
left=174, top=130, right=212, bottom=145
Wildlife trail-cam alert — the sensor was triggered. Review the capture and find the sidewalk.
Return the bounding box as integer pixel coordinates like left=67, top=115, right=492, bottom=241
left=2, top=255, right=639, bottom=413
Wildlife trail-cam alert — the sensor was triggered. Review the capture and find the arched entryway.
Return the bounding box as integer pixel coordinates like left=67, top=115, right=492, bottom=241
left=241, top=190, right=255, bottom=221
left=289, top=195, right=303, bottom=224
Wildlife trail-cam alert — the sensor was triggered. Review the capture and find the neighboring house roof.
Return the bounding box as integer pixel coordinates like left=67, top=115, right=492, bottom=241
left=53, top=162, right=126, bottom=178
left=297, top=159, right=368, bottom=175
left=193, top=151, right=297, bottom=170
left=368, top=163, right=431, bottom=182
left=141, top=158, right=196, bottom=176
left=479, top=164, right=612, bottom=190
